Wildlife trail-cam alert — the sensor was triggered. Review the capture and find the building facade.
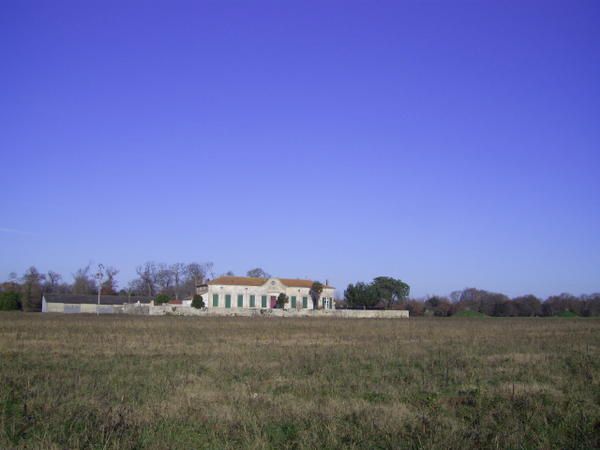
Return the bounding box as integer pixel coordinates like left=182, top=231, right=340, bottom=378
left=197, top=276, right=336, bottom=310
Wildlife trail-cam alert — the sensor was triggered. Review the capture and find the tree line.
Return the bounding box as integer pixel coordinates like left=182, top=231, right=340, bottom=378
left=3, top=267, right=599, bottom=317
left=0, top=262, right=216, bottom=311
left=0, top=264, right=276, bottom=311
left=342, top=279, right=600, bottom=317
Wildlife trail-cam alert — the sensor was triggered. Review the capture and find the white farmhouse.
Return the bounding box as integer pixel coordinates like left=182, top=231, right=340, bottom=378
left=197, top=276, right=336, bottom=310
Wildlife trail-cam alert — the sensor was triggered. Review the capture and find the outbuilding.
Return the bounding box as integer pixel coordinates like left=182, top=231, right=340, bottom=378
left=42, top=294, right=152, bottom=314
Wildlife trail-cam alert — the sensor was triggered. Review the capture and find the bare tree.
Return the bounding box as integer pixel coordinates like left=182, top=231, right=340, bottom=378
left=181, top=262, right=213, bottom=297
left=206, top=262, right=215, bottom=280
left=101, top=266, right=119, bottom=295
left=156, top=263, right=174, bottom=295
left=186, top=263, right=209, bottom=285
left=136, top=262, right=158, bottom=297
left=170, top=263, right=186, bottom=300
left=46, top=271, right=62, bottom=293
left=72, top=265, right=96, bottom=295
left=127, top=279, right=144, bottom=297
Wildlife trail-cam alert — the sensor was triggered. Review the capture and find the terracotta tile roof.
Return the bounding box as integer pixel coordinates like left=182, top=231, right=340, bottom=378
left=208, top=276, right=334, bottom=289
left=279, top=278, right=332, bottom=289
left=208, top=276, right=267, bottom=286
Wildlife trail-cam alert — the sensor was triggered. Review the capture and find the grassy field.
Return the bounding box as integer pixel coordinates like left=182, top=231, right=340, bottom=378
left=0, top=313, right=598, bottom=449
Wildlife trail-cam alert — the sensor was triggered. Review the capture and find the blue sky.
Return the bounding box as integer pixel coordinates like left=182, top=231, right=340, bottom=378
left=1, top=0, right=599, bottom=298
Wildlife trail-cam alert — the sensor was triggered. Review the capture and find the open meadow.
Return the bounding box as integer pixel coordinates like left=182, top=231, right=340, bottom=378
left=0, top=313, right=598, bottom=449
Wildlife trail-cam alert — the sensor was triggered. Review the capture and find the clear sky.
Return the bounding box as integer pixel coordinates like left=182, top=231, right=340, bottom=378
left=1, top=0, right=599, bottom=298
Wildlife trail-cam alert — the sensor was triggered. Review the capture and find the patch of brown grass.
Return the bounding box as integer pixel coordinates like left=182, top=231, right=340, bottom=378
left=0, top=314, right=598, bottom=449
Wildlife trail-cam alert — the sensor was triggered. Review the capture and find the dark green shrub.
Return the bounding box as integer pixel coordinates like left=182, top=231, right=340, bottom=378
left=155, top=294, right=170, bottom=305
left=275, top=293, right=288, bottom=308
left=191, top=295, right=204, bottom=309
left=0, top=292, right=21, bottom=310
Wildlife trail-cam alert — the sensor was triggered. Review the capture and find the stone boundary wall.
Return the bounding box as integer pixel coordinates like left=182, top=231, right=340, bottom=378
left=148, top=305, right=409, bottom=319
left=43, top=303, right=148, bottom=315
left=43, top=303, right=409, bottom=318
left=122, top=304, right=151, bottom=315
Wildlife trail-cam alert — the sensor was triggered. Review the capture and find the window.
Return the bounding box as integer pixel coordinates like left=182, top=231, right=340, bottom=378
left=302, top=296, right=308, bottom=308
left=212, top=294, right=219, bottom=307
left=225, top=294, right=231, bottom=308
left=261, top=295, right=267, bottom=308
left=250, top=295, right=255, bottom=307
left=237, top=294, right=243, bottom=308
left=291, top=296, right=297, bottom=308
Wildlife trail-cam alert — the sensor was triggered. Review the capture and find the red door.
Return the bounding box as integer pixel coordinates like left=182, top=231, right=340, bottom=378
left=270, top=296, right=277, bottom=308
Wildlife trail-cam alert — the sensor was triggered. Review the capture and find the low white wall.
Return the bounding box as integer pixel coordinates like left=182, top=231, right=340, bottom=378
left=42, top=303, right=408, bottom=319
left=46, top=302, right=65, bottom=313
left=80, top=304, right=97, bottom=314
left=122, top=304, right=150, bottom=315
left=43, top=303, right=126, bottom=314
left=148, top=306, right=409, bottom=318
left=327, top=309, right=409, bottom=319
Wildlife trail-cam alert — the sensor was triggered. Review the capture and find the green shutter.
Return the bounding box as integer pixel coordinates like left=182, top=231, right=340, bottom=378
left=250, top=295, right=255, bottom=307
left=213, top=294, right=219, bottom=307
left=225, top=294, right=231, bottom=308
left=237, top=294, right=243, bottom=307
left=261, top=295, right=267, bottom=308
left=291, top=296, right=296, bottom=308
left=302, top=297, right=308, bottom=308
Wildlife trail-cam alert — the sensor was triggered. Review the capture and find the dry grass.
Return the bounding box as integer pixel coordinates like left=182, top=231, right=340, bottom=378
left=0, top=313, right=599, bottom=449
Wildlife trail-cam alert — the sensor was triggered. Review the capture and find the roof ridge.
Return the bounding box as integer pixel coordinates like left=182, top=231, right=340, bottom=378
left=208, top=276, right=334, bottom=289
